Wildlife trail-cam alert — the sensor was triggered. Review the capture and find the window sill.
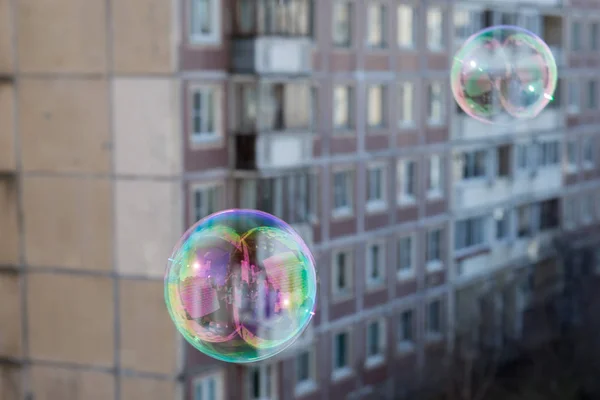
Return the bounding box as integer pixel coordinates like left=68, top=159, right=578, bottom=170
left=426, top=332, right=443, bottom=343
left=397, top=196, right=417, bottom=208
left=366, top=280, right=386, bottom=292
left=332, top=291, right=354, bottom=303
left=397, top=341, right=415, bottom=354
left=426, top=190, right=443, bottom=201
left=366, top=200, right=387, bottom=214
left=566, top=165, right=578, bottom=174
left=190, top=134, right=223, bottom=148
left=365, top=354, right=385, bottom=369
left=398, top=122, right=417, bottom=130
left=332, top=128, right=356, bottom=136
left=396, top=269, right=415, bottom=281
left=426, top=260, right=443, bottom=273
left=295, top=380, right=318, bottom=398
left=188, top=35, right=221, bottom=47
left=427, top=119, right=445, bottom=127
left=398, top=44, right=416, bottom=51
left=332, top=367, right=353, bottom=382
left=332, top=207, right=353, bottom=220
left=583, top=162, right=595, bottom=171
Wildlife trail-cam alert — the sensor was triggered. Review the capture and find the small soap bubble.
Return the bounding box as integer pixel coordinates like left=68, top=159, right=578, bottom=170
left=164, top=209, right=317, bottom=363
left=451, top=26, right=558, bottom=124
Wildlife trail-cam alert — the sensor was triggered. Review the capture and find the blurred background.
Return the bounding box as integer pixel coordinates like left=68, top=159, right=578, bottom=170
left=1, top=0, right=600, bottom=399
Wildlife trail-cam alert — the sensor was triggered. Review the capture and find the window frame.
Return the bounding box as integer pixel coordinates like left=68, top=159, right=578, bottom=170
left=425, top=228, right=443, bottom=271
left=427, top=154, right=444, bottom=198
left=333, top=85, right=354, bottom=131
left=397, top=234, right=415, bottom=280
left=568, top=79, right=581, bottom=114
left=366, top=2, right=387, bottom=48
left=397, top=308, right=415, bottom=353
left=331, top=248, right=354, bottom=301
left=582, top=136, right=595, bottom=169
left=193, top=370, right=225, bottom=400
left=398, top=81, right=416, bottom=128
left=190, top=85, right=222, bottom=144
left=397, top=4, right=415, bottom=49
left=426, top=299, right=443, bottom=339
left=189, top=0, right=222, bottom=45
left=365, top=318, right=386, bottom=368
left=332, top=330, right=353, bottom=381
left=366, top=239, right=386, bottom=289
left=397, top=159, right=417, bottom=206
left=332, top=168, right=355, bottom=218
left=190, top=183, right=223, bottom=224
left=427, top=81, right=446, bottom=125
left=295, top=346, right=318, bottom=397
left=366, top=162, right=388, bottom=212
left=427, top=6, right=445, bottom=51
left=247, top=363, right=277, bottom=400
left=454, top=215, right=487, bottom=252
left=333, top=1, right=353, bottom=47
left=367, top=84, right=387, bottom=128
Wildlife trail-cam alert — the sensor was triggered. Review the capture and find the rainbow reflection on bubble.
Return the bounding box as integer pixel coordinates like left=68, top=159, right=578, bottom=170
left=164, top=209, right=317, bottom=363
left=451, top=25, right=557, bottom=124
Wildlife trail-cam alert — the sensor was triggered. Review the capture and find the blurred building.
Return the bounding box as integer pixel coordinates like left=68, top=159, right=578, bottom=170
left=1, top=0, right=600, bottom=400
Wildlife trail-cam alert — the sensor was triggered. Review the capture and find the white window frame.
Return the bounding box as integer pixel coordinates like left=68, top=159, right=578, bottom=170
left=367, top=84, right=386, bottom=128
left=397, top=4, right=415, bottom=49
left=582, top=194, right=594, bottom=225
left=397, top=309, right=415, bottom=353
left=426, top=299, right=443, bottom=341
left=566, top=139, right=578, bottom=173
left=367, top=2, right=386, bottom=48
left=572, top=20, right=582, bottom=51
left=563, top=197, right=577, bottom=231
left=568, top=79, right=581, bottom=114
left=366, top=163, right=387, bottom=212
left=428, top=154, right=443, bottom=199
left=397, top=159, right=417, bottom=206
left=538, top=140, right=560, bottom=168
left=190, top=183, right=223, bottom=223
left=397, top=234, right=415, bottom=280
left=365, top=318, right=386, bottom=368
left=427, top=7, right=445, bottom=51
left=333, top=85, right=353, bottom=130
left=366, top=239, right=386, bottom=289
left=427, top=81, right=445, bottom=125
left=333, top=1, right=353, bottom=47
left=332, top=168, right=354, bottom=218
left=455, top=216, right=487, bottom=252
left=426, top=228, right=443, bottom=271
left=331, top=248, right=354, bottom=300
left=193, top=370, right=225, bottom=400
left=332, top=330, right=353, bottom=381
left=295, top=346, right=318, bottom=397
left=247, top=363, right=278, bottom=400
left=398, top=81, right=415, bottom=128
left=189, top=0, right=222, bottom=45
left=190, top=85, right=221, bottom=143
left=494, top=208, right=510, bottom=242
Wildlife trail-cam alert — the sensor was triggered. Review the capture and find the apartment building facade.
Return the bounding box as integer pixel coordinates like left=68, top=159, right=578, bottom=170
left=2, top=0, right=600, bottom=400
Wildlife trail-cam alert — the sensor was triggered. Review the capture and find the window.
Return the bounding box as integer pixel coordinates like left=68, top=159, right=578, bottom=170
left=594, top=248, right=600, bottom=275
left=333, top=85, right=353, bottom=129
left=592, top=22, right=599, bottom=50
left=248, top=365, right=276, bottom=400
left=367, top=85, right=385, bottom=128
left=194, top=372, right=223, bottom=400
left=427, top=300, right=442, bottom=335
left=190, top=0, right=220, bottom=44
left=262, top=82, right=310, bottom=131
left=568, top=80, right=581, bottom=113
left=516, top=144, right=529, bottom=171
left=397, top=236, right=413, bottom=276
left=295, top=348, right=316, bottom=394
left=333, top=331, right=351, bottom=375
left=588, top=80, right=597, bottom=109
left=539, top=141, right=560, bottom=167
left=333, top=2, right=352, bottom=47
left=397, top=160, right=417, bottom=204
left=582, top=195, right=593, bottom=224
left=427, top=7, right=444, bottom=50
left=192, top=87, right=218, bottom=139
left=398, top=310, right=414, bottom=347
left=517, top=205, right=532, bottom=238
left=427, top=82, right=445, bottom=124
left=397, top=4, right=414, bottom=48
left=583, top=136, right=595, bottom=167
left=567, top=139, right=578, bottom=170
left=426, top=229, right=442, bottom=265
left=366, top=242, right=385, bottom=288
left=495, top=209, right=510, bottom=240
left=332, top=250, right=353, bottom=298
left=539, top=198, right=559, bottom=230
left=454, top=9, right=482, bottom=44
left=455, top=216, right=486, bottom=251
left=428, top=155, right=443, bottom=195
left=572, top=21, right=582, bottom=51
left=333, top=170, right=353, bottom=214
left=497, top=145, right=511, bottom=177
left=461, top=150, right=487, bottom=179
left=192, top=185, right=221, bottom=222
left=398, top=82, right=415, bottom=126
left=367, top=3, right=386, bottom=48
left=564, top=197, right=577, bottom=230
left=366, top=319, right=385, bottom=365
left=367, top=165, right=386, bottom=208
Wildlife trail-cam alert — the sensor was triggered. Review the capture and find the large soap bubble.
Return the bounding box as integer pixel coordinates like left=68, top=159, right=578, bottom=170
left=164, top=209, right=317, bottom=363
left=451, top=25, right=558, bottom=124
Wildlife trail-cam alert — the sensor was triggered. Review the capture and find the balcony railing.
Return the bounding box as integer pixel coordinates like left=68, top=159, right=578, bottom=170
left=233, top=0, right=314, bottom=37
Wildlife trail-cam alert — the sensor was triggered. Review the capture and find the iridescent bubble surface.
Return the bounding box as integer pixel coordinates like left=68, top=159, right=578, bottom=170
left=451, top=26, right=557, bottom=124
left=164, top=209, right=317, bottom=363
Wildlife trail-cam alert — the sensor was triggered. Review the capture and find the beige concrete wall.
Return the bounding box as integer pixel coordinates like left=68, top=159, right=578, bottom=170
left=17, top=0, right=107, bottom=74
left=27, top=273, right=114, bottom=366
left=0, top=365, right=22, bottom=400
left=0, top=83, right=15, bottom=172
left=0, top=0, right=14, bottom=74
left=30, top=366, right=115, bottom=400
left=115, top=180, right=182, bottom=277
left=119, top=279, right=179, bottom=374
left=0, top=180, right=19, bottom=266
left=113, top=78, right=182, bottom=176
left=112, top=0, right=175, bottom=74
left=22, top=176, right=113, bottom=271
left=19, top=78, right=111, bottom=174
left=121, top=376, right=178, bottom=400
left=0, top=274, right=22, bottom=358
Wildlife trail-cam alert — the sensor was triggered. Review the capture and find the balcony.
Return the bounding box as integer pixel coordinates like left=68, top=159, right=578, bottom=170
left=231, top=0, right=313, bottom=75
left=233, top=81, right=314, bottom=170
